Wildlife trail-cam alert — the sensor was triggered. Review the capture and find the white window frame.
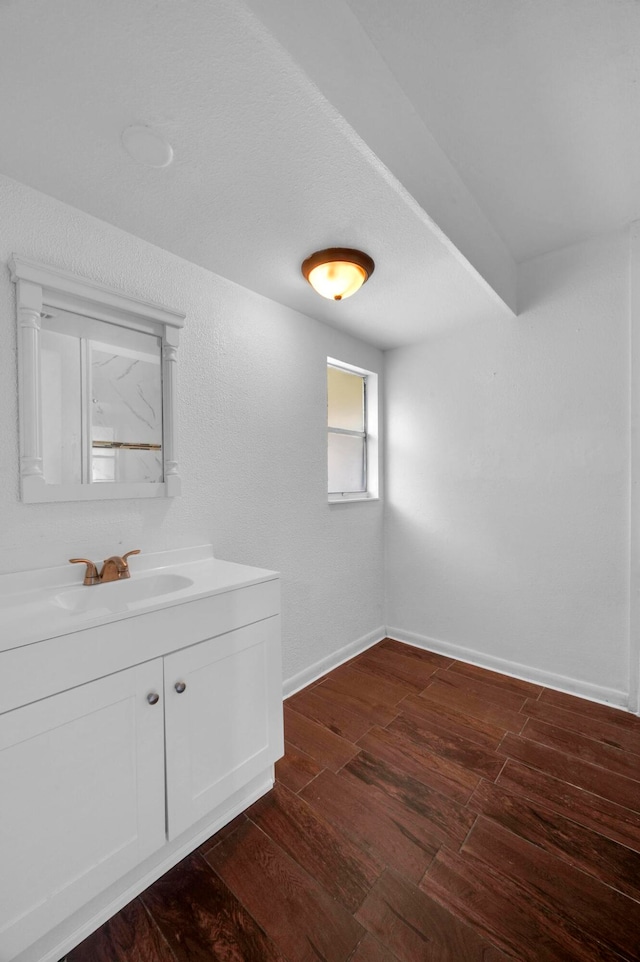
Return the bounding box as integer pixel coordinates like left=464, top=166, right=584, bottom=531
left=327, top=357, right=379, bottom=503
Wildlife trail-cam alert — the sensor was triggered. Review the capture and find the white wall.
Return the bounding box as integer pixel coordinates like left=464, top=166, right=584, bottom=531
left=385, top=231, right=630, bottom=705
left=0, top=174, right=385, bottom=683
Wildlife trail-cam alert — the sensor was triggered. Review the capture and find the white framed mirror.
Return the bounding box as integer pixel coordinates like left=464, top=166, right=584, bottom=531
left=9, top=255, right=185, bottom=503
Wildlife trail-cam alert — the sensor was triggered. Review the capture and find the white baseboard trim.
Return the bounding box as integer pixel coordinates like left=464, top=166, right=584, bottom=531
left=283, top=626, right=387, bottom=699
left=386, top=626, right=630, bottom=711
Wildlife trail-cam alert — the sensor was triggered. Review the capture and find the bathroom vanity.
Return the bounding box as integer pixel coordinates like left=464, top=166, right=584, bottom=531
left=0, top=546, right=283, bottom=962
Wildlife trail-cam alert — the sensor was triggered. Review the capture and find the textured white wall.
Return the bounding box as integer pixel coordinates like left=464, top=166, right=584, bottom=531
left=385, top=231, right=630, bottom=703
left=0, top=174, right=384, bottom=682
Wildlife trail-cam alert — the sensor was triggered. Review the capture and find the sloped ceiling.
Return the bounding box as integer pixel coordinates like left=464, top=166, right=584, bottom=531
left=1, top=0, right=638, bottom=348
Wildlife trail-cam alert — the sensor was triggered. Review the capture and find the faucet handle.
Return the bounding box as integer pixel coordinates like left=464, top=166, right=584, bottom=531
left=122, top=549, right=141, bottom=563
left=69, top=558, right=100, bottom=586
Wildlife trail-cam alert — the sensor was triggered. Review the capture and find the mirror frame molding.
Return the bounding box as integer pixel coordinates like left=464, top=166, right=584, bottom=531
left=9, top=255, right=186, bottom=503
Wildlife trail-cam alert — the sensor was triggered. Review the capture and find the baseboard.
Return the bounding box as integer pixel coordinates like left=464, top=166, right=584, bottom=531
left=386, top=626, right=630, bottom=711
left=282, top=626, right=387, bottom=699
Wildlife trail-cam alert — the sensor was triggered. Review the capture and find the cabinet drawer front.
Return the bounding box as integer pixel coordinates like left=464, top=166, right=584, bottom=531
left=0, top=661, right=165, bottom=960
left=165, top=617, right=284, bottom=840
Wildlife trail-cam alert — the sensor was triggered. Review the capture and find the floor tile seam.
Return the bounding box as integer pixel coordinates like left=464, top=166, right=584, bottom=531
left=321, top=662, right=412, bottom=705
left=328, top=751, right=408, bottom=813
left=496, top=760, right=640, bottom=844
left=391, top=709, right=506, bottom=755
left=360, top=860, right=455, bottom=912
left=197, top=818, right=248, bottom=858
left=522, top=689, right=640, bottom=740
left=356, top=885, right=441, bottom=954
left=349, top=654, right=440, bottom=692
left=322, top=757, right=468, bottom=856
left=523, top=713, right=640, bottom=758
left=440, top=680, right=530, bottom=712
left=341, top=739, right=474, bottom=811
left=283, top=707, right=361, bottom=762
left=509, top=726, right=640, bottom=792
left=493, top=729, right=513, bottom=758
left=211, top=815, right=370, bottom=942
left=381, top=718, right=506, bottom=784
left=395, top=695, right=509, bottom=745
left=380, top=711, right=402, bottom=733
left=465, top=785, right=640, bottom=901
left=521, top=716, right=640, bottom=769
left=344, top=931, right=387, bottom=962
left=538, top=691, right=640, bottom=731
left=304, top=766, right=462, bottom=872
left=419, top=874, right=601, bottom=962
left=426, top=833, right=633, bottom=962
left=191, top=847, right=296, bottom=962
left=429, top=668, right=530, bottom=713
left=463, top=813, right=640, bottom=934
left=304, top=672, right=404, bottom=716
left=250, top=783, right=388, bottom=904
left=445, top=662, right=545, bottom=700
left=286, top=694, right=382, bottom=744
left=346, top=932, right=403, bottom=962
left=453, top=809, right=480, bottom=855
left=388, top=708, right=510, bottom=766
left=476, top=771, right=624, bottom=840
left=417, top=867, right=522, bottom=962
left=316, top=687, right=410, bottom=722
left=414, top=690, right=527, bottom=735
left=276, top=768, right=324, bottom=796
left=135, top=895, right=181, bottom=962
left=378, top=805, right=449, bottom=865
left=354, top=727, right=481, bottom=800
left=300, top=801, right=438, bottom=893
left=491, top=754, right=510, bottom=786
left=285, top=763, right=328, bottom=795
left=253, top=787, right=391, bottom=914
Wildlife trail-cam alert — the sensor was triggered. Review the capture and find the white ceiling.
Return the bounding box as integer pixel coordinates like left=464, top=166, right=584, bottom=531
left=344, top=0, right=640, bottom=262
left=1, top=0, right=638, bottom=348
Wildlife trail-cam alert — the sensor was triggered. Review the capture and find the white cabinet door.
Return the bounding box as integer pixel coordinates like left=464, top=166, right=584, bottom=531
left=0, top=660, right=166, bottom=961
left=164, top=617, right=284, bottom=839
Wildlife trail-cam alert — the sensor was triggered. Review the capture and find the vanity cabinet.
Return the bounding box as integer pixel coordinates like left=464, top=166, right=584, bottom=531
left=165, top=619, right=281, bottom=839
left=0, top=662, right=166, bottom=962
left=0, top=556, right=282, bottom=962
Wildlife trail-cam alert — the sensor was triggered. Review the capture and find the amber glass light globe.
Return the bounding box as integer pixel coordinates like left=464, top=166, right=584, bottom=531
left=301, top=248, right=375, bottom=301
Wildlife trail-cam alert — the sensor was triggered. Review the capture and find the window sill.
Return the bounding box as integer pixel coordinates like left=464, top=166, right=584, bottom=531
left=328, top=494, right=380, bottom=504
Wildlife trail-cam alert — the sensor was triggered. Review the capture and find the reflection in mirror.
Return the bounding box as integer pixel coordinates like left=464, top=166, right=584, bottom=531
left=91, top=342, right=163, bottom=483
left=10, top=255, right=184, bottom=503
left=40, top=310, right=163, bottom=484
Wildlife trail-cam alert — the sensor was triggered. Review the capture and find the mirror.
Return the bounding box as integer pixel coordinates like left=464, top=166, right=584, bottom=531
left=10, top=256, right=185, bottom=503
left=41, top=310, right=164, bottom=485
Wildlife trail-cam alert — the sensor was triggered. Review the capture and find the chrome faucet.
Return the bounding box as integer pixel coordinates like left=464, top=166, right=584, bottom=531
left=70, top=549, right=141, bottom=585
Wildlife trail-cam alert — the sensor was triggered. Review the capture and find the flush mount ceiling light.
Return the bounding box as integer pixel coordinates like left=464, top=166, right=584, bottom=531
left=121, top=125, right=174, bottom=168
left=301, top=248, right=375, bottom=301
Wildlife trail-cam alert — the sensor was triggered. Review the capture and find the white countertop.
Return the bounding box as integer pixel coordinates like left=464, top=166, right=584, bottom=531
left=0, top=545, right=279, bottom=653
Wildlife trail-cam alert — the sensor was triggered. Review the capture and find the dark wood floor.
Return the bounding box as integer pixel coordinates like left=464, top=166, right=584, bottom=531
left=67, top=638, right=640, bottom=962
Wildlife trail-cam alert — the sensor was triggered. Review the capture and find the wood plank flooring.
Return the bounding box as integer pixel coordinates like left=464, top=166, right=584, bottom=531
left=67, top=638, right=640, bottom=962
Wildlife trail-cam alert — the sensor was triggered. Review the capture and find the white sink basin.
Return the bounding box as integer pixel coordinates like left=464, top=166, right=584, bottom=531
left=0, top=545, right=279, bottom=652
left=52, top=573, right=195, bottom=614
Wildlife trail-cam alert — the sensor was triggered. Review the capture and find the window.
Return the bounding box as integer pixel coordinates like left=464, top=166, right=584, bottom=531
left=327, top=358, right=379, bottom=501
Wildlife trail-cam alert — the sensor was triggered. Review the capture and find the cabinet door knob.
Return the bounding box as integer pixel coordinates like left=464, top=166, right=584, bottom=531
left=174, top=681, right=186, bottom=694
left=147, top=692, right=160, bottom=705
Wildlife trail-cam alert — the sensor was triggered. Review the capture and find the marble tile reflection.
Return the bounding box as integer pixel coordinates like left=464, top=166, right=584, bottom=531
left=91, top=347, right=163, bottom=483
